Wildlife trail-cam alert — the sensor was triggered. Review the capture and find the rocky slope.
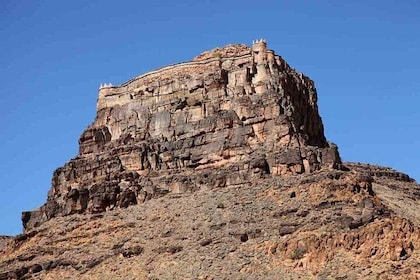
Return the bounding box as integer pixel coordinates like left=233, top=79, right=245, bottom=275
left=1, top=41, right=420, bottom=279
left=2, top=166, right=420, bottom=279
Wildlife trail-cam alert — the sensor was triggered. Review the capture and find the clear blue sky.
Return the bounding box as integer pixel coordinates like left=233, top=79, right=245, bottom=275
left=1, top=1, right=419, bottom=235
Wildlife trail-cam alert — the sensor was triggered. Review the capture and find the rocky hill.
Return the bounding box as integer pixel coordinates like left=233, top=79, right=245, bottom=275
left=1, top=41, right=420, bottom=279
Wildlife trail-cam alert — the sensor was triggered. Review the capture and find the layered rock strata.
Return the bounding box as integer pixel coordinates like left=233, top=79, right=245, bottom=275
left=22, top=41, right=341, bottom=230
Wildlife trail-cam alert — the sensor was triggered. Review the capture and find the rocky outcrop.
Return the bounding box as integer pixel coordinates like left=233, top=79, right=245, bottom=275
left=3, top=166, right=420, bottom=279
left=3, top=41, right=420, bottom=280
left=22, top=40, right=341, bottom=231
left=0, top=236, right=12, bottom=255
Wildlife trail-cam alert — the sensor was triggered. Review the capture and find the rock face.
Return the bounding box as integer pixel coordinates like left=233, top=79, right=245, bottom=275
left=22, top=40, right=341, bottom=230
left=3, top=41, right=420, bottom=280
left=3, top=166, right=420, bottom=279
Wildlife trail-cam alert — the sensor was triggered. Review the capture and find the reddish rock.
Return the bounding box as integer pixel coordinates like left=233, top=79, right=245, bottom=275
left=22, top=41, right=342, bottom=231
left=1, top=41, right=417, bottom=280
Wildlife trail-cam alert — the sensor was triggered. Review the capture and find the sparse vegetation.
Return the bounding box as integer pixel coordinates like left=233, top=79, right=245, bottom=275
left=290, top=248, right=307, bottom=260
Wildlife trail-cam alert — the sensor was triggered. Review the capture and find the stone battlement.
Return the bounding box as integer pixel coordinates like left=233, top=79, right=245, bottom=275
left=98, top=40, right=269, bottom=97
left=96, top=40, right=283, bottom=112
left=252, top=38, right=267, bottom=45
left=99, top=83, right=114, bottom=89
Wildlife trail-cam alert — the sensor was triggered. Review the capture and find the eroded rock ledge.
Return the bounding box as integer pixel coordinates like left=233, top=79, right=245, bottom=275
left=22, top=41, right=341, bottom=230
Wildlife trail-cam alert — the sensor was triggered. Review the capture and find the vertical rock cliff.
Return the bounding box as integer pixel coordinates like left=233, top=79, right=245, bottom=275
left=6, top=41, right=420, bottom=280
left=22, top=40, right=341, bottom=230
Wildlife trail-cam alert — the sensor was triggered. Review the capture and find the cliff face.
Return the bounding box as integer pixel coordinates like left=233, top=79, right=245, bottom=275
left=3, top=41, right=420, bottom=280
left=22, top=41, right=341, bottom=230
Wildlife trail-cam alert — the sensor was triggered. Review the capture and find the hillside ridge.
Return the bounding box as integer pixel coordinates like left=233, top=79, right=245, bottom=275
left=1, top=41, right=420, bottom=279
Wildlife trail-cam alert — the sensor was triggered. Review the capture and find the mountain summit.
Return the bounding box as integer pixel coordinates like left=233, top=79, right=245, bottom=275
left=2, top=41, right=420, bottom=279
left=22, top=40, right=341, bottom=230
